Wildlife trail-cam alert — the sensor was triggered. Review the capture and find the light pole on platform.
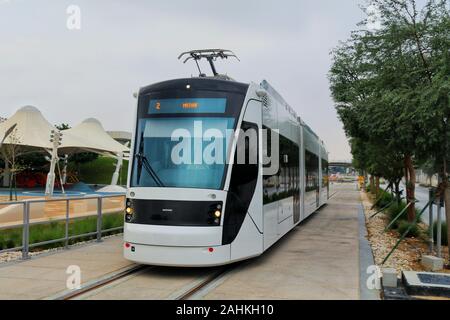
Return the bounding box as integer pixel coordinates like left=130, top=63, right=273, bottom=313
left=45, top=130, right=63, bottom=196
left=111, top=152, right=124, bottom=186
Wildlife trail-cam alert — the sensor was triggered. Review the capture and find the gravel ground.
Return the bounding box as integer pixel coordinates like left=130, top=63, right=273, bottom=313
left=361, top=191, right=449, bottom=275
left=0, top=233, right=123, bottom=264
left=0, top=251, right=41, bottom=263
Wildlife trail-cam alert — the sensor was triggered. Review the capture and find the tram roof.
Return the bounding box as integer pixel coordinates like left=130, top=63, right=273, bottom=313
left=139, top=77, right=249, bottom=96
left=261, top=80, right=321, bottom=140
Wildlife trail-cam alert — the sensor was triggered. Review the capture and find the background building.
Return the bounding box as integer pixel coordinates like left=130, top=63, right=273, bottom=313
left=107, top=131, right=131, bottom=146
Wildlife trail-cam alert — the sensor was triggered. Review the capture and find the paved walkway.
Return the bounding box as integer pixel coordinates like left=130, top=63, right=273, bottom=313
left=0, top=236, right=132, bottom=299
left=198, top=183, right=379, bottom=300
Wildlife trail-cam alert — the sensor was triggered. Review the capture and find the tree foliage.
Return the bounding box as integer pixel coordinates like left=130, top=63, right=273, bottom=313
left=329, top=0, right=449, bottom=223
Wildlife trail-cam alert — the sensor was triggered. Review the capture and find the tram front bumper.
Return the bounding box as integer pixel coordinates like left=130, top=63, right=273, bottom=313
left=123, top=242, right=231, bottom=267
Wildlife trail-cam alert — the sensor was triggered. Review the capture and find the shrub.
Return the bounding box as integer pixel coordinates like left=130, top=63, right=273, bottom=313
left=0, top=229, right=22, bottom=250
left=432, top=222, right=448, bottom=246
left=397, top=220, right=420, bottom=238
left=378, top=191, right=394, bottom=208
left=387, top=202, right=408, bottom=227
left=71, top=157, right=129, bottom=185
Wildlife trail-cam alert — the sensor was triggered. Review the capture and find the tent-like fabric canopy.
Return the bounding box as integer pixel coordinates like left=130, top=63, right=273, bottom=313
left=0, top=106, right=129, bottom=155
left=1, top=106, right=130, bottom=193
left=60, top=118, right=129, bottom=156
left=0, top=106, right=54, bottom=150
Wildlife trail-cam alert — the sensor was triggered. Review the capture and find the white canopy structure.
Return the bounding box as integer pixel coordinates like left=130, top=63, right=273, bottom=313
left=60, top=118, right=130, bottom=188
left=0, top=106, right=54, bottom=150
left=0, top=106, right=55, bottom=188
left=0, top=106, right=130, bottom=195
left=60, top=118, right=129, bottom=156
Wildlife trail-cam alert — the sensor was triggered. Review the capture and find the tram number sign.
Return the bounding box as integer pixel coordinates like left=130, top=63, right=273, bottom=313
left=149, top=98, right=226, bottom=114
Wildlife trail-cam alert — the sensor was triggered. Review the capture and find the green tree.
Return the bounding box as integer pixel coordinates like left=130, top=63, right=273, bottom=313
left=330, top=0, right=449, bottom=228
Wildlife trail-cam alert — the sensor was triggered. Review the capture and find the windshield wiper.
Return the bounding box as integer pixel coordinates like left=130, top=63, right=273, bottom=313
left=135, top=133, right=165, bottom=187
left=135, top=153, right=165, bottom=187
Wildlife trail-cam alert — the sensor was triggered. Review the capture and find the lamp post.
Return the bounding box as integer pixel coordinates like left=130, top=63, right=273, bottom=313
left=45, top=130, right=63, bottom=196
left=111, top=152, right=124, bottom=186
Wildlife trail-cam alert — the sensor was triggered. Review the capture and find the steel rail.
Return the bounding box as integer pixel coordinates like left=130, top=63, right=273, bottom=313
left=174, top=265, right=237, bottom=300
left=56, top=264, right=147, bottom=300
left=57, top=262, right=239, bottom=300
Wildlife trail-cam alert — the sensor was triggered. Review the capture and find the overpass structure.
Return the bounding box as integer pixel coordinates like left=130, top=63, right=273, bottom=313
left=329, top=160, right=356, bottom=176
left=329, top=159, right=353, bottom=168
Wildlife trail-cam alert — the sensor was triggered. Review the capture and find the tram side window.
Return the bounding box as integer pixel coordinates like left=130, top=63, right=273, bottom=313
left=280, top=135, right=299, bottom=199
left=263, top=127, right=279, bottom=204
left=263, top=129, right=300, bottom=204
left=279, top=135, right=289, bottom=198
left=321, top=158, right=329, bottom=188
left=305, top=150, right=319, bottom=192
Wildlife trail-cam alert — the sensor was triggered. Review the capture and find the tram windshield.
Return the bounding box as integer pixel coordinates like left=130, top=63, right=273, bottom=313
left=131, top=97, right=238, bottom=190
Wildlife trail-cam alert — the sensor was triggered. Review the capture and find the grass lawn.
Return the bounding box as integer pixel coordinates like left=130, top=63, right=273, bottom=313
left=0, top=212, right=124, bottom=251
left=74, top=157, right=129, bottom=185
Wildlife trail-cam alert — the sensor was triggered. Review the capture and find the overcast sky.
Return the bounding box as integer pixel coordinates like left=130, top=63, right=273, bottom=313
left=0, top=0, right=368, bottom=160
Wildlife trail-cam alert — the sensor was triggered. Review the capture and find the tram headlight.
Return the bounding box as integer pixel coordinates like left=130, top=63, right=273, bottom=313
left=207, top=202, right=223, bottom=225
left=125, top=199, right=134, bottom=222
left=125, top=212, right=133, bottom=222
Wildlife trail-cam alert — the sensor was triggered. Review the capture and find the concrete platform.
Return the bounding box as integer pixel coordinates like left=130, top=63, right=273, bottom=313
left=196, top=184, right=378, bottom=300
left=0, top=236, right=133, bottom=299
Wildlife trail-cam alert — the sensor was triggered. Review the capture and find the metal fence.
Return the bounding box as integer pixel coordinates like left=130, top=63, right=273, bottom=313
left=0, top=194, right=125, bottom=260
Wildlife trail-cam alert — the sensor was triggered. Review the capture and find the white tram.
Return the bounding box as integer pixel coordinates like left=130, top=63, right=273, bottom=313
left=124, top=50, right=328, bottom=266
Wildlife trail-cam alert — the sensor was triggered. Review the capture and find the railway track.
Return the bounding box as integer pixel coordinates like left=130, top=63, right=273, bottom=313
left=173, top=266, right=234, bottom=300
left=55, top=264, right=148, bottom=300
left=54, top=263, right=237, bottom=300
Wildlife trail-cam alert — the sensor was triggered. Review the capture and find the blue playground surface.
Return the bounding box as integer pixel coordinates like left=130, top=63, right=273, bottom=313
left=0, top=182, right=125, bottom=197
